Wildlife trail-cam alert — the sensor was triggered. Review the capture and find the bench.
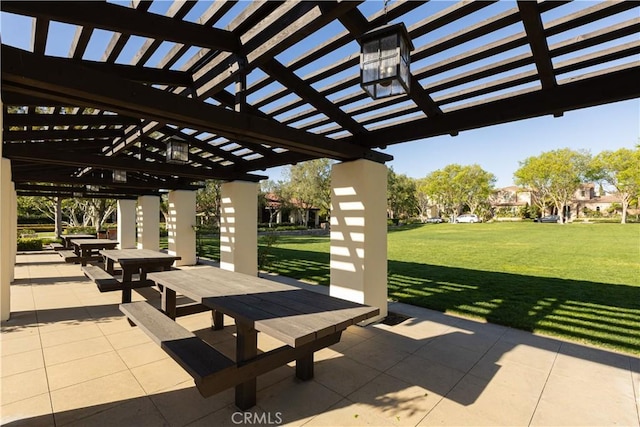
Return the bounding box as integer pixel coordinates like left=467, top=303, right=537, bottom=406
left=81, top=265, right=121, bottom=292
left=58, top=250, right=81, bottom=263
left=120, top=301, right=236, bottom=396
left=48, top=242, right=64, bottom=251
left=120, top=299, right=345, bottom=408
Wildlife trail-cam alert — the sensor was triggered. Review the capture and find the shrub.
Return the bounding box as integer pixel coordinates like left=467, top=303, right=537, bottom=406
left=17, top=238, right=43, bottom=251
left=64, top=226, right=96, bottom=235
left=258, top=233, right=279, bottom=270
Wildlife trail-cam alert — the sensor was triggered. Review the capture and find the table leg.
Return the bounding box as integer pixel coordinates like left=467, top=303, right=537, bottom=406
left=162, top=287, right=176, bottom=319
left=235, top=322, right=258, bottom=410
left=296, top=353, right=314, bottom=380
left=104, top=258, right=111, bottom=273
left=122, top=268, right=133, bottom=303
left=212, top=311, right=224, bottom=330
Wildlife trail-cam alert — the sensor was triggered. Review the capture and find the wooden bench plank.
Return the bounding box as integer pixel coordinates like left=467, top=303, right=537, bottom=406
left=81, top=265, right=121, bottom=292
left=58, top=250, right=81, bottom=263
left=120, top=302, right=235, bottom=383
left=48, top=242, right=64, bottom=251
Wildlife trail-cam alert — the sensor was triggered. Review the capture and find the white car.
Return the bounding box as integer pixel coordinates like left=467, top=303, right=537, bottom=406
left=455, top=214, right=479, bottom=223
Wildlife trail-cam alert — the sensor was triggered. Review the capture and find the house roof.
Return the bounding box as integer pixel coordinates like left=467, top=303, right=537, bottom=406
left=2, top=1, right=639, bottom=198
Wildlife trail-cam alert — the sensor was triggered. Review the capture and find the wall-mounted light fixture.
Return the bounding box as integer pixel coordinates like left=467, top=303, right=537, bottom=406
left=360, top=23, right=413, bottom=100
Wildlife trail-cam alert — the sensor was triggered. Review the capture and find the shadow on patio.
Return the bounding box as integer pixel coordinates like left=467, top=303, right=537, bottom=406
left=2, top=252, right=638, bottom=426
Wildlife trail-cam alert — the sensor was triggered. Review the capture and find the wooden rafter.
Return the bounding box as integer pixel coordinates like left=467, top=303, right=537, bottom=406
left=1, top=1, right=240, bottom=52
left=2, top=45, right=391, bottom=163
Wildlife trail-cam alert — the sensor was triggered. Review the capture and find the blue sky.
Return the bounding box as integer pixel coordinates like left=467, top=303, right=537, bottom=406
left=2, top=1, right=638, bottom=188
left=380, top=99, right=639, bottom=187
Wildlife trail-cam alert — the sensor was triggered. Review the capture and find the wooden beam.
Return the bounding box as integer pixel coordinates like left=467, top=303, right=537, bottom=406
left=80, top=61, right=193, bottom=86
left=4, top=128, right=124, bottom=141
left=193, top=1, right=361, bottom=99
left=4, top=143, right=267, bottom=182
left=260, top=58, right=368, bottom=135
left=2, top=45, right=391, bottom=163
left=518, top=1, right=556, bottom=90
left=1, top=1, right=240, bottom=52
left=4, top=112, right=139, bottom=127
left=354, top=65, right=640, bottom=147
left=31, top=16, right=48, bottom=55
left=69, top=25, right=93, bottom=59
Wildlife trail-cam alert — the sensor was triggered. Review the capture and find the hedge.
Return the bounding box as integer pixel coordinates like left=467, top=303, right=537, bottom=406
left=17, top=238, right=43, bottom=251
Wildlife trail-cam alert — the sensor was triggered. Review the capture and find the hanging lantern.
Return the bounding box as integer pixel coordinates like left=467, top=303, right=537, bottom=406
left=166, top=137, right=189, bottom=164
left=112, top=170, right=127, bottom=183
left=359, top=23, right=414, bottom=100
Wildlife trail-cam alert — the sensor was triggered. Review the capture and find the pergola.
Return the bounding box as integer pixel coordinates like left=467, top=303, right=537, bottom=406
left=2, top=0, right=639, bottom=321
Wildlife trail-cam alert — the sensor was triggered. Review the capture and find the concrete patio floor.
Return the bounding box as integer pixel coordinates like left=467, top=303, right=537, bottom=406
left=2, top=252, right=638, bottom=427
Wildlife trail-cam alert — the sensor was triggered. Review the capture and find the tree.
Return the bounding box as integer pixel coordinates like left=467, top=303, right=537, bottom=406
left=514, top=148, right=590, bottom=223
left=387, top=168, right=417, bottom=220
left=454, top=164, right=496, bottom=215
left=422, top=164, right=464, bottom=219
left=195, top=180, right=222, bottom=227
left=260, top=179, right=286, bottom=227
left=420, top=164, right=495, bottom=219
left=415, top=177, right=437, bottom=221
left=589, top=147, right=640, bottom=224
left=281, top=159, right=332, bottom=226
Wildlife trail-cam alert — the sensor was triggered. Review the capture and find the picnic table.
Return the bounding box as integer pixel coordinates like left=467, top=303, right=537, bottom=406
left=60, top=233, right=95, bottom=248
left=121, top=267, right=379, bottom=410
left=59, top=238, right=118, bottom=266
left=100, top=249, right=181, bottom=303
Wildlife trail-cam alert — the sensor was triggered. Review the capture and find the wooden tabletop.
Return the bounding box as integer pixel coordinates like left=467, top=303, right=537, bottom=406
left=148, top=267, right=379, bottom=348
left=100, top=248, right=181, bottom=263
left=62, top=234, right=95, bottom=240
left=70, top=238, right=117, bottom=246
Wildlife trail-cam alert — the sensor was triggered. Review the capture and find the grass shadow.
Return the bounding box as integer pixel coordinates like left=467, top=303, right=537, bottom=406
left=263, top=247, right=640, bottom=354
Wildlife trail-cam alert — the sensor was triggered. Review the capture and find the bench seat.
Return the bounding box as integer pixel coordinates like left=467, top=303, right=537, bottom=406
left=58, top=250, right=81, bottom=263
left=82, top=265, right=121, bottom=292
left=48, top=242, right=64, bottom=251
left=120, top=301, right=236, bottom=394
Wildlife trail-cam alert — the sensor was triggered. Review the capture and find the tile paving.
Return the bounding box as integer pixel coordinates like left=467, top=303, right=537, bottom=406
left=2, top=252, right=638, bottom=426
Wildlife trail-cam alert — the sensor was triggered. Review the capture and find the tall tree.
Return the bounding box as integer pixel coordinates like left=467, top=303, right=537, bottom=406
left=281, top=159, right=332, bottom=226
left=195, top=180, right=222, bottom=227
left=514, top=148, right=590, bottom=222
left=387, top=168, right=417, bottom=220
left=421, top=164, right=462, bottom=218
left=454, top=164, right=496, bottom=215
left=589, top=147, right=640, bottom=224
left=420, top=164, right=496, bottom=220
left=415, top=177, right=437, bottom=221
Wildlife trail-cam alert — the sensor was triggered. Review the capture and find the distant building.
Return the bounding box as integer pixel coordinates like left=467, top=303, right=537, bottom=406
left=491, top=184, right=623, bottom=220
left=489, top=186, right=533, bottom=217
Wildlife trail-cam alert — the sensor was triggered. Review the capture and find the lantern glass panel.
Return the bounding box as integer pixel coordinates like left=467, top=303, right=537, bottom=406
left=113, top=170, right=127, bottom=183
left=166, top=140, right=189, bottom=164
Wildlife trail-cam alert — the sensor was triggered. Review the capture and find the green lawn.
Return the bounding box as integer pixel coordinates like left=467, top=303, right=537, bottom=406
left=194, top=222, right=640, bottom=354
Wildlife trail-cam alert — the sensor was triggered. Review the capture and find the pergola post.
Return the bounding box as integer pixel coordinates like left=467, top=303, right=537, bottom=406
left=0, top=158, right=14, bottom=321
left=117, top=199, right=137, bottom=249
left=330, top=159, right=388, bottom=324
left=167, top=190, right=196, bottom=266
left=136, top=195, right=159, bottom=251
left=220, top=181, right=257, bottom=276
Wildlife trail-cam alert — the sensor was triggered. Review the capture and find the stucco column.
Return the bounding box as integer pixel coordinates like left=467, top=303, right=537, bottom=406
left=117, top=199, right=137, bottom=249
left=220, top=181, right=257, bottom=276
left=136, top=195, right=160, bottom=251
left=0, top=158, right=13, bottom=321
left=330, top=159, right=388, bottom=323
left=167, top=190, right=196, bottom=266
left=10, top=183, right=17, bottom=282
